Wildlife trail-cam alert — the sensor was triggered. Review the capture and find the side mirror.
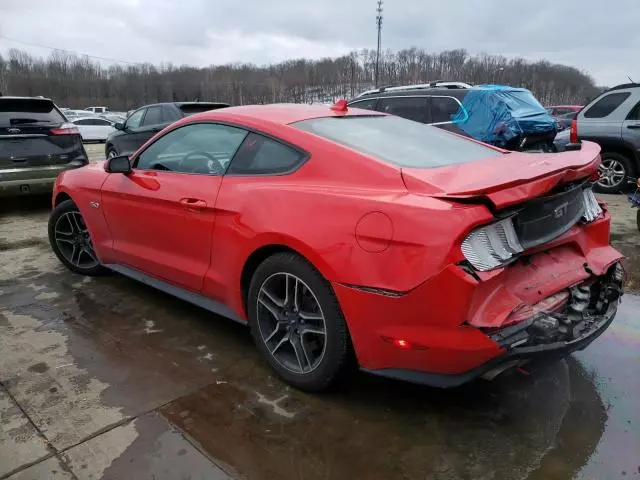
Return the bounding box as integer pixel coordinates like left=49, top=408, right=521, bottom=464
left=115, top=122, right=124, bottom=130
left=105, top=155, right=131, bottom=174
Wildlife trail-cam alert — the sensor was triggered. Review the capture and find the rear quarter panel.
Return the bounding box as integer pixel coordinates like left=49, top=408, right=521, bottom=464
left=201, top=127, right=495, bottom=317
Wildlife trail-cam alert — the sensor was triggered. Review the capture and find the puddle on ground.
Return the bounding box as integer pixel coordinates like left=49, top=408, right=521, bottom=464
left=1, top=230, right=636, bottom=478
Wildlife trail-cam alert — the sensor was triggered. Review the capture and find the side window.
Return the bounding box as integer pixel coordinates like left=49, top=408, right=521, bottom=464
left=626, top=101, right=640, bottom=121
left=228, top=133, right=306, bottom=175
left=377, top=97, right=429, bottom=123
left=162, top=105, right=180, bottom=123
left=349, top=98, right=378, bottom=111
left=74, top=119, right=91, bottom=125
left=431, top=97, right=462, bottom=123
left=125, top=109, right=145, bottom=129
left=135, top=123, right=248, bottom=175
left=142, top=106, right=163, bottom=126
left=584, top=93, right=631, bottom=118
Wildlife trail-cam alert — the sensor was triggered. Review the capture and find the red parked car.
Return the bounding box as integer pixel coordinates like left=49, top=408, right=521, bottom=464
left=48, top=103, right=624, bottom=391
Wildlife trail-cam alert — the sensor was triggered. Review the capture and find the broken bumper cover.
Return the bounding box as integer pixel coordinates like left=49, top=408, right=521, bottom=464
left=362, top=301, right=617, bottom=388
left=361, top=263, right=623, bottom=388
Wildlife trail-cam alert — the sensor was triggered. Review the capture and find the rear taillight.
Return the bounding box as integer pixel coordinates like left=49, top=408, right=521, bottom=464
left=50, top=123, right=80, bottom=135
left=569, top=119, right=578, bottom=143
left=582, top=187, right=603, bottom=222
left=461, top=217, right=524, bottom=271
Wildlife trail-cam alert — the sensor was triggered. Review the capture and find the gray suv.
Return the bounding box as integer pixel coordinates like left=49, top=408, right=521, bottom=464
left=557, top=83, right=640, bottom=192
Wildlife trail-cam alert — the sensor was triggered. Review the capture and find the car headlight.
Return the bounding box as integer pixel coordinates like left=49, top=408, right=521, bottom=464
left=461, top=217, right=524, bottom=271
left=582, top=187, right=602, bottom=223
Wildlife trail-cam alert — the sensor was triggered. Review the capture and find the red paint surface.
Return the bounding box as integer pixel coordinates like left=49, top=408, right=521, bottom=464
left=52, top=104, right=623, bottom=378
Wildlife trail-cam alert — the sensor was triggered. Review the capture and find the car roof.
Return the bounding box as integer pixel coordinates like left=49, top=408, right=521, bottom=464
left=0, top=96, right=54, bottom=102
left=354, top=87, right=469, bottom=100
left=188, top=103, right=386, bottom=125
left=139, top=101, right=230, bottom=109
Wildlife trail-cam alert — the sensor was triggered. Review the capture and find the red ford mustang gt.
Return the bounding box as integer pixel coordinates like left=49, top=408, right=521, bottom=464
left=48, top=103, right=624, bottom=391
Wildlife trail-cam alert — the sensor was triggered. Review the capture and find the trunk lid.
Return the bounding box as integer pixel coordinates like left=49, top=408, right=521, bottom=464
left=400, top=141, right=600, bottom=209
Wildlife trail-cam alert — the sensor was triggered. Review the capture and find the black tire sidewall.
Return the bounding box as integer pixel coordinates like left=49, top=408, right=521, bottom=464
left=596, top=153, right=634, bottom=193
left=247, top=253, right=350, bottom=391
left=48, top=199, right=108, bottom=276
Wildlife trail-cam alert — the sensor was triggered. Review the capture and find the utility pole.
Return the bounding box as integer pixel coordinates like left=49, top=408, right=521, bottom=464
left=375, top=0, right=383, bottom=87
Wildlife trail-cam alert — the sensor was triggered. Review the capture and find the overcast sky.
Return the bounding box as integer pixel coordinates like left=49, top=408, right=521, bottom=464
left=1, top=0, right=638, bottom=86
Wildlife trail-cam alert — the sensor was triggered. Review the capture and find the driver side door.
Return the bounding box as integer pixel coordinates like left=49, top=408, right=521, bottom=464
left=100, top=122, right=248, bottom=291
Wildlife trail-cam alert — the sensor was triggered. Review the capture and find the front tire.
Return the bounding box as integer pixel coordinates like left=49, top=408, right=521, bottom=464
left=247, top=252, right=351, bottom=391
left=48, top=200, right=108, bottom=276
left=596, top=152, right=633, bottom=193
left=106, top=147, right=118, bottom=159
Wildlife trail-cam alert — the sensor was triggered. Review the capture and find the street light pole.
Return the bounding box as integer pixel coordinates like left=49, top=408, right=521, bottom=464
left=375, top=0, right=383, bottom=87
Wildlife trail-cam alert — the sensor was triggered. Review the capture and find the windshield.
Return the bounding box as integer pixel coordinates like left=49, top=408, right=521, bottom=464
left=293, top=115, right=502, bottom=168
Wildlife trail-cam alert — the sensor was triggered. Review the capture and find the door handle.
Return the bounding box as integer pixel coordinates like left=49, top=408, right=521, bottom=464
left=627, top=124, right=640, bottom=129
left=179, top=198, right=207, bottom=210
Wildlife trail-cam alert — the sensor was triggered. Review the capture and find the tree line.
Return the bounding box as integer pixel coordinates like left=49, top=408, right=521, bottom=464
left=0, top=47, right=600, bottom=110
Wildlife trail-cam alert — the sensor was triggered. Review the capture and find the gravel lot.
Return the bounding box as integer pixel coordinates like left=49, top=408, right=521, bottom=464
left=0, top=153, right=638, bottom=479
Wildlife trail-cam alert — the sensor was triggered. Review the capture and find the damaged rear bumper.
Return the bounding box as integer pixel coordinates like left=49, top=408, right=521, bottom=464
left=362, top=264, right=623, bottom=388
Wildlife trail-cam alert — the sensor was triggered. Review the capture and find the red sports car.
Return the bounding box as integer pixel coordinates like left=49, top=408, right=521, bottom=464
left=48, top=103, right=624, bottom=391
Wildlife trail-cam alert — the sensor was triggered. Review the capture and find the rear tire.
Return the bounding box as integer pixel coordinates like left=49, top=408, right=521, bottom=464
left=595, top=152, right=634, bottom=193
left=48, top=200, right=108, bottom=276
left=637, top=209, right=640, bottom=233
left=247, top=252, right=351, bottom=391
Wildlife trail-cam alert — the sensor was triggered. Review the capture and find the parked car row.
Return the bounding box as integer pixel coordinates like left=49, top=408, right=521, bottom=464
left=2, top=85, right=625, bottom=392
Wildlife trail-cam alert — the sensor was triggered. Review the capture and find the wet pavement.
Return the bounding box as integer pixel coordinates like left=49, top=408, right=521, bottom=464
left=0, top=194, right=639, bottom=479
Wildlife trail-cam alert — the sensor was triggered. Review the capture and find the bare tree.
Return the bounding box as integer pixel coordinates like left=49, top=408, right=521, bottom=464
left=0, top=47, right=599, bottom=109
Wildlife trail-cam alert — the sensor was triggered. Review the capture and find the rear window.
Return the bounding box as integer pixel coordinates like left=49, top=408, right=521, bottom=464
left=0, top=99, right=65, bottom=127
left=293, top=115, right=502, bottom=168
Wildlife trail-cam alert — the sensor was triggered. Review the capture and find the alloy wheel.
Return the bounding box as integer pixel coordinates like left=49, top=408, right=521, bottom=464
left=256, top=272, right=327, bottom=374
left=54, top=211, right=99, bottom=269
left=598, top=159, right=626, bottom=188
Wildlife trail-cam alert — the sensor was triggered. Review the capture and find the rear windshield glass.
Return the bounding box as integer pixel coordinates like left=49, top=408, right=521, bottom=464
left=0, top=99, right=64, bottom=127
left=293, top=115, right=503, bottom=168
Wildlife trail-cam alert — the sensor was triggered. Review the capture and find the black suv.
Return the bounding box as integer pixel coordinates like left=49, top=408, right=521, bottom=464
left=105, top=101, right=229, bottom=158
left=0, top=96, right=88, bottom=197
left=348, top=82, right=557, bottom=152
